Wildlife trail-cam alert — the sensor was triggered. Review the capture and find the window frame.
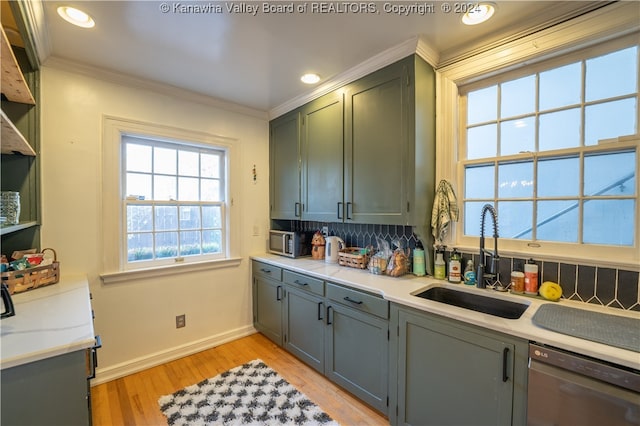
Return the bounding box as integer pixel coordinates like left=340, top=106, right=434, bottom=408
left=455, top=37, right=639, bottom=265
left=121, top=135, right=228, bottom=270
left=101, top=116, right=241, bottom=282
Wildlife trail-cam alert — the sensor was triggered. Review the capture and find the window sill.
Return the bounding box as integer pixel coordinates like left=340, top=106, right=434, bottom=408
left=100, top=257, right=243, bottom=284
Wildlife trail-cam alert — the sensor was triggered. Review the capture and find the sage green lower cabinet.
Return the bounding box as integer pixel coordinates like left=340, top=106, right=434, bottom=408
left=1, top=351, right=89, bottom=425
left=390, top=304, right=528, bottom=426
left=325, top=298, right=389, bottom=412
left=252, top=261, right=284, bottom=345
left=253, top=264, right=391, bottom=415
left=284, top=283, right=326, bottom=373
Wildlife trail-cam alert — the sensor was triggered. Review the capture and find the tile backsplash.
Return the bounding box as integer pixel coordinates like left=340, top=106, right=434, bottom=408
left=275, top=220, right=640, bottom=312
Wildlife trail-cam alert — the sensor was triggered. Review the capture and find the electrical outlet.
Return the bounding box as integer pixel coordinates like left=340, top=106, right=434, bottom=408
left=176, top=314, right=186, bottom=328
left=322, top=226, right=329, bottom=237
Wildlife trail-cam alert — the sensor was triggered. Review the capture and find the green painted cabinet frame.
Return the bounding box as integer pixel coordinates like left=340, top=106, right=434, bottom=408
left=269, top=110, right=301, bottom=220
left=269, top=54, right=436, bottom=241
left=1, top=351, right=90, bottom=426
left=389, top=303, right=528, bottom=426
left=252, top=264, right=391, bottom=415
left=252, top=261, right=284, bottom=346
left=325, top=300, right=389, bottom=412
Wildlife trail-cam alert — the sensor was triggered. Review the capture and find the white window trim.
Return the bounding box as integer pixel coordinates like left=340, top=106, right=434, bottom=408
left=100, top=116, right=242, bottom=282
left=435, top=3, right=640, bottom=269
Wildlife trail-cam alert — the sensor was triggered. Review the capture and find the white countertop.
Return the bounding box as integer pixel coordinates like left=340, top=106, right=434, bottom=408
left=252, top=254, right=640, bottom=370
left=0, top=275, right=96, bottom=370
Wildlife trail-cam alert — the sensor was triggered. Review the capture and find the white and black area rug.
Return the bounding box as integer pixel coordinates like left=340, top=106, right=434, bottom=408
left=158, top=359, right=339, bottom=426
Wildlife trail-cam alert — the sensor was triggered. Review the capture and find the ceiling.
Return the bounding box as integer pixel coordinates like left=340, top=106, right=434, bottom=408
left=5, top=1, right=610, bottom=113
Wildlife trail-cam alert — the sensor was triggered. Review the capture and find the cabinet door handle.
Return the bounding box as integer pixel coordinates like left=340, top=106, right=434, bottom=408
left=294, top=280, right=308, bottom=286
left=276, top=285, right=282, bottom=301
left=295, top=202, right=302, bottom=217
left=337, top=202, right=343, bottom=220
left=502, top=347, right=509, bottom=382
left=88, top=335, right=102, bottom=380
left=317, top=301, right=324, bottom=321
left=344, top=296, right=363, bottom=305
left=326, top=306, right=333, bottom=325
left=346, top=202, right=353, bottom=220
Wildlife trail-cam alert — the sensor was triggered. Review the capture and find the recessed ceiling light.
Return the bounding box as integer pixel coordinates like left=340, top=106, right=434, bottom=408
left=301, top=73, right=320, bottom=84
left=57, top=6, right=95, bottom=28
left=462, top=3, right=495, bottom=25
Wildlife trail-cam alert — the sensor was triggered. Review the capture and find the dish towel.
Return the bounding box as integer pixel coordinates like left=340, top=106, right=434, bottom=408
left=431, top=179, right=459, bottom=244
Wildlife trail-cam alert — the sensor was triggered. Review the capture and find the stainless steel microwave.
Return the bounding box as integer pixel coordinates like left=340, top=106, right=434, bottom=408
left=268, top=230, right=311, bottom=258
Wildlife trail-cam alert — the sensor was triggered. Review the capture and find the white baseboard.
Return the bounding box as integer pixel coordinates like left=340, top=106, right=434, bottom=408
left=90, top=325, right=257, bottom=386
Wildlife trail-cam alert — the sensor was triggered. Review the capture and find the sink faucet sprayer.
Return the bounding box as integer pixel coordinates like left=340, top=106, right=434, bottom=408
left=477, top=204, right=503, bottom=290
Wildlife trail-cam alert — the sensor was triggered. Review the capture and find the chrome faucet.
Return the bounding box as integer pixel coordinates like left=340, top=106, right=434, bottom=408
left=477, top=204, right=503, bottom=290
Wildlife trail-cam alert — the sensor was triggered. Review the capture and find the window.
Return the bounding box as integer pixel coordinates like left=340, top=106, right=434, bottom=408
left=460, top=43, right=638, bottom=249
left=101, top=117, right=239, bottom=279
left=123, top=136, right=226, bottom=267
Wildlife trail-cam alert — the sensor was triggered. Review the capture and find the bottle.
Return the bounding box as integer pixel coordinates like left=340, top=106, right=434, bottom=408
left=412, top=242, right=426, bottom=277
left=434, top=252, right=446, bottom=280
left=448, top=249, right=462, bottom=283
left=524, top=259, right=539, bottom=295
left=463, top=259, right=476, bottom=286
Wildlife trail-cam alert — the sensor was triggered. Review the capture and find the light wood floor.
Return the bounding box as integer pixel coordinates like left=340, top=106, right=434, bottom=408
left=91, top=332, right=389, bottom=425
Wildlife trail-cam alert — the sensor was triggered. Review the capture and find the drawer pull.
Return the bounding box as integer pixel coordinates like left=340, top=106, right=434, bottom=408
left=294, top=280, right=309, bottom=286
left=344, top=296, right=363, bottom=305
left=260, top=268, right=271, bottom=274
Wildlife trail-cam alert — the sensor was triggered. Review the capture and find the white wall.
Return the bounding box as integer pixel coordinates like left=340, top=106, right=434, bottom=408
left=40, top=65, right=270, bottom=383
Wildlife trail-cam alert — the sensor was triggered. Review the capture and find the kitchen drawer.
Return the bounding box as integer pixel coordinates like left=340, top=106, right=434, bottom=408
left=327, top=282, right=389, bottom=319
left=283, top=270, right=324, bottom=296
left=252, top=261, right=282, bottom=281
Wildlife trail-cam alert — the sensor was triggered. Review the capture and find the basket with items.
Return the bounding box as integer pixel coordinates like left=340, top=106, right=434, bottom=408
left=1, top=248, right=60, bottom=294
left=338, top=246, right=372, bottom=269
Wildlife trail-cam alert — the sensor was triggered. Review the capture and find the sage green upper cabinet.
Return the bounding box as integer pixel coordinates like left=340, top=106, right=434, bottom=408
left=269, top=54, right=435, bottom=237
left=344, top=55, right=435, bottom=227
left=343, top=58, right=407, bottom=224
left=270, top=110, right=301, bottom=220
left=300, top=92, right=344, bottom=222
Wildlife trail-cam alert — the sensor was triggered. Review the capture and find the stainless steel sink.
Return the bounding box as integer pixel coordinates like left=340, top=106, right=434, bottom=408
left=414, top=286, right=529, bottom=319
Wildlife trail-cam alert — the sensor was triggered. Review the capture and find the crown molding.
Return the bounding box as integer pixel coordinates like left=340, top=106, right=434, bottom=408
left=43, top=56, right=269, bottom=120
left=438, top=1, right=640, bottom=85
left=269, top=36, right=440, bottom=120
left=11, top=0, right=51, bottom=67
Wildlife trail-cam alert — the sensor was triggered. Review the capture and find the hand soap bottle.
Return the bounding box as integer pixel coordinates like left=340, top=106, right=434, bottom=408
left=434, top=246, right=446, bottom=280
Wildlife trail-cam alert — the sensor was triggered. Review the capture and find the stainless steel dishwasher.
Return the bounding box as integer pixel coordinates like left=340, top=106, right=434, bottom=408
left=528, top=343, right=640, bottom=425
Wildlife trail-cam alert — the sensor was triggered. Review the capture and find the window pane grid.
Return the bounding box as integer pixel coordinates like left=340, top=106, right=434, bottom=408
left=462, top=45, right=638, bottom=247
left=123, top=135, right=226, bottom=264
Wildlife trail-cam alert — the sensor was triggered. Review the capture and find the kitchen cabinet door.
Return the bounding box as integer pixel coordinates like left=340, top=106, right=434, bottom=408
left=284, top=284, right=326, bottom=374
left=325, top=301, right=389, bottom=413
left=343, top=58, right=409, bottom=224
left=393, top=306, right=528, bottom=426
left=300, top=92, right=344, bottom=222
left=1, top=351, right=89, bottom=426
left=252, top=275, right=284, bottom=346
left=269, top=110, right=301, bottom=220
